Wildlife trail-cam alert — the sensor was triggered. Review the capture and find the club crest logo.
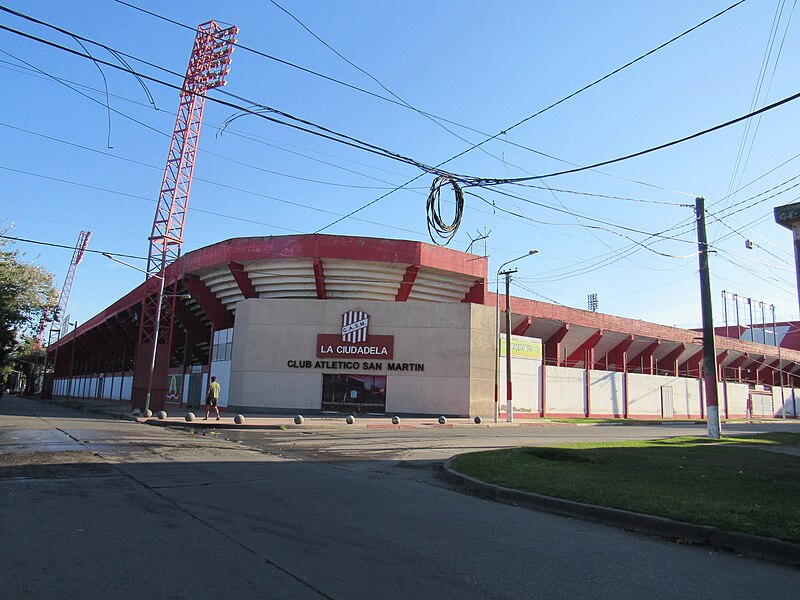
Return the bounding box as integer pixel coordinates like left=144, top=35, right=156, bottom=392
left=316, top=308, right=393, bottom=359
left=341, top=310, right=369, bottom=343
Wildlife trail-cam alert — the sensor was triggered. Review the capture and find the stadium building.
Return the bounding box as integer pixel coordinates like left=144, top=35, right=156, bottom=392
left=46, top=234, right=800, bottom=419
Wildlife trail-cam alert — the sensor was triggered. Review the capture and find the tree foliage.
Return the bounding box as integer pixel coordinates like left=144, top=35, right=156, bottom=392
left=0, top=237, right=58, bottom=380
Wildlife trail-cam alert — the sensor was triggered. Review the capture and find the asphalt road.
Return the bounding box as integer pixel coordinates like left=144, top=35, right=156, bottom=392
left=217, top=417, right=800, bottom=463
left=2, top=396, right=799, bottom=599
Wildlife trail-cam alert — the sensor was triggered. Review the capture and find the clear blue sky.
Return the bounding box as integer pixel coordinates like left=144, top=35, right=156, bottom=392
left=2, top=0, right=799, bottom=332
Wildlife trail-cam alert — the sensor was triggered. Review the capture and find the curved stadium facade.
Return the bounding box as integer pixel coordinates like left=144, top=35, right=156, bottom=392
left=46, top=234, right=800, bottom=419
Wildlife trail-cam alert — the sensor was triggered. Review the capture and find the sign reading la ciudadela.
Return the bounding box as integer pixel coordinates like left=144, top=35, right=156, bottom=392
left=316, top=309, right=394, bottom=359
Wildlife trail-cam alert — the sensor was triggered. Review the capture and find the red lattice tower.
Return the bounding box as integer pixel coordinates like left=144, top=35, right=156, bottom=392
left=133, top=21, right=237, bottom=410
left=38, top=230, right=91, bottom=348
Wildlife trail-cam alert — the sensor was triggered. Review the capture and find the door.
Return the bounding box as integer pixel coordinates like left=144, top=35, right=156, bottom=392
left=187, top=374, right=203, bottom=408
left=322, top=374, right=387, bottom=413
left=661, top=386, right=674, bottom=418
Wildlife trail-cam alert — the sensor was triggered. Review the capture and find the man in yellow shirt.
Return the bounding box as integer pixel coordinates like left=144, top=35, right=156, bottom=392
left=204, top=376, right=221, bottom=420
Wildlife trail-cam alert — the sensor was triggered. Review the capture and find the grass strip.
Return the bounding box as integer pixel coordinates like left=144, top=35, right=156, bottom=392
left=449, top=433, right=800, bottom=543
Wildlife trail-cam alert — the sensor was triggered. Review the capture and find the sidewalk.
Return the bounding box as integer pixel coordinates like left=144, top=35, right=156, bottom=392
left=37, top=395, right=520, bottom=430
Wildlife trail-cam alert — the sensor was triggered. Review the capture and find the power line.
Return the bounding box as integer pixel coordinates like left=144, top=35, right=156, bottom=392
left=109, top=0, right=717, bottom=198
left=510, top=182, right=692, bottom=206
left=1, top=234, right=146, bottom=260
left=0, top=20, right=448, bottom=176
left=469, top=86, right=800, bottom=184
left=5, top=5, right=767, bottom=195
left=446, top=0, right=749, bottom=167
left=471, top=186, right=697, bottom=242
left=0, top=55, right=423, bottom=189
left=0, top=163, right=434, bottom=241
left=6, top=2, right=787, bottom=275
left=722, top=0, right=787, bottom=204
left=264, top=0, right=492, bottom=157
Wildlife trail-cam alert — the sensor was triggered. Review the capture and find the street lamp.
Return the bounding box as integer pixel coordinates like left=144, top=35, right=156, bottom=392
left=494, top=250, right=538, bottom=423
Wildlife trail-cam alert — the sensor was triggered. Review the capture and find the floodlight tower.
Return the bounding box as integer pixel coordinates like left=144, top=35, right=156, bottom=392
left=131, top=21, right=237, bottom=412
left=39, top=230, right=90, bottom=398
left=775, top=201, right=800, bottom=317
left=41, top=230, right=91, bottom=347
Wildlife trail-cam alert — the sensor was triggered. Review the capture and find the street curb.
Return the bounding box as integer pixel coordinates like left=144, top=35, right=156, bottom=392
left=441, top=457, right=800, bottom=568
left=40, top=398, right=139, bottom=422
left=144, top=419, right=291, bottom=431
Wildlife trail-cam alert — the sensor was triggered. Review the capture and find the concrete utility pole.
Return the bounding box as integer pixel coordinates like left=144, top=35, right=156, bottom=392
left=494, top=250, right=537, bottom=423
left=774, top=201, right=800, bottom=317
left=695, top=197, right=721, bottom=439
left=502, top=269, right=515, bottom=423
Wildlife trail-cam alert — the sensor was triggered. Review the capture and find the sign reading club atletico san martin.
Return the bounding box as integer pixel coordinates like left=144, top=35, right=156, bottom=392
left=317, top=310, right=394, bottom=358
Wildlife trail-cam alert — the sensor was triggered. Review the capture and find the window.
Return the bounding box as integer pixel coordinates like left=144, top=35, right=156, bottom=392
left=212, top=328, right=234, bottom=362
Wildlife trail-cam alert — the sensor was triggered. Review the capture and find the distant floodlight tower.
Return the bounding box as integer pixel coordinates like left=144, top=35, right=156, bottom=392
left=588, top=293, right=598, bottom=312
left=44, top=230, right=91, bottom=347
left=40, top=230, right=90, bottom=398
left=774, top=201, right=800, bottom=317
left=132, top=21, right=238, bottom=413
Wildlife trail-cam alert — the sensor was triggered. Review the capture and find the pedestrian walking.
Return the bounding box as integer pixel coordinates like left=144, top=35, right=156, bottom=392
left=204, top=376, right=221, bottom=420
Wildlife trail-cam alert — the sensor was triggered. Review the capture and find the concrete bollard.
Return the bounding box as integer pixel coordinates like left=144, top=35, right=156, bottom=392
left=438, top=416, right=447, bottom=425
left=474, top=416, right=482, bottom=424
left=131, top=408, right=142, bottom=417
left=346, top=415, right=355, bottom=425
left=294, top=415, right=304, bottom=425
left=391, top=416, right=400, bottom=425
left=143, top=409, right=153, bottom=418
left=156, top=410, right=167, bottom=420
left=234, top=414, right=245, bottom=425
left=185, top=412, right=195, bottom=422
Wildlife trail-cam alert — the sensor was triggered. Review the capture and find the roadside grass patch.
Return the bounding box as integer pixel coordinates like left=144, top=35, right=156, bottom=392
left=450, top=433, right=800, bottom=543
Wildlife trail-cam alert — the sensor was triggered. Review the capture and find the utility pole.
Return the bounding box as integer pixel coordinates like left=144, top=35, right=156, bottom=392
left=696, top=197, right=721, bottom=439
left=494, top=250, right=537, bottom=422
left=502, top=268, right=516, bottom=423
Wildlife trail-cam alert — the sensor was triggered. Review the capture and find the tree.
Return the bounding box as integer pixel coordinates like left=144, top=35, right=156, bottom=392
left=0, top=236, right=58, bottom=389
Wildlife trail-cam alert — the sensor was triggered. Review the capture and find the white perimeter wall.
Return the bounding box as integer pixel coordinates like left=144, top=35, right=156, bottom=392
left=723, top=381, right=749, bottom=418
left=54, top=373, right=132, bottom=401
left=627, top=373, right=702, bottom=418
left=545, top=366, right=585, bottom=415
left=590, top=370, right=624, bottom=417
left=541, top=368, right=704, bottom=418
left=773, top=387, right=798, bottom=417
left=499, top=357, right=541, bottom=416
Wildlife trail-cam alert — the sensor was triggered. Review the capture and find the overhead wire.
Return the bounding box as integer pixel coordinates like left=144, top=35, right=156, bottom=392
left=471, top=186, right=698, bottom=242
left=263, top=0, right=510, bottom=166
left=3, top=232, right=490, bottom=290
left=0, top=19, right=449, bottom=177
left=5, top=3, right=794, bottom=284
left=0, top=163, right=437, bottom=242
left=3, top=7, right=774, bottom=202
left=441, top=0, right=749, bottom=170
left=466, top=87, right=800, bottom=185
left=1, top=234, right=146, bottom=260
left=111, top=0, right=747, bottom=200
left=0, top=57, right=424, bottom=189
left=722, top=0, right=787, bottom=206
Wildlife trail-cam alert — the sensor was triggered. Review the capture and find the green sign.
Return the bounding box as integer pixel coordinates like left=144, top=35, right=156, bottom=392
left=500, top=336, right=543, bottom=360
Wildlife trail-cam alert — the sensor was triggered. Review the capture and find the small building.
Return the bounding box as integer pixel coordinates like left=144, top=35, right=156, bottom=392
left=46, top=234, right=800, bottom=419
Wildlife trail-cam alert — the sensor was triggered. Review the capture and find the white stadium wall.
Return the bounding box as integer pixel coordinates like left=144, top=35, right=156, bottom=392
left=544, top=366, right=586, bottom=416
left=589, top=370, right=625, bottom=418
